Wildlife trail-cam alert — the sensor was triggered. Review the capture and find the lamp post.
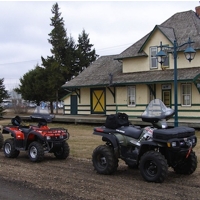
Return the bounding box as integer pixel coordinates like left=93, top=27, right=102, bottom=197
left=156, top=38, right=196, bottom=127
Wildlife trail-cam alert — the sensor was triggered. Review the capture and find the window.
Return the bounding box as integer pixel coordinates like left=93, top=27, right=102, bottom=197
left=181, top=84, right=191, bottom=106
left=128, top=86, right=136, bottom=106
left=150, top=46, right=169, bottom=69
left=150, top=47, right=158, bottom=69
left=162, top=47, right=169, bottom=67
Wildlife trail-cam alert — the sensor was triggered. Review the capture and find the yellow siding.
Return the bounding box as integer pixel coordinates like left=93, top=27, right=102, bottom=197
left=79, top=88, right=90, bottom=105
left=123, top=29, right=199, bottom=73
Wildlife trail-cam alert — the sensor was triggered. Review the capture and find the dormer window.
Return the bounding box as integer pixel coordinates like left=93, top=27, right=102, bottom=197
left=150, top=47, right=158, bottom=69
left=150, top=46, right=169, bottom=69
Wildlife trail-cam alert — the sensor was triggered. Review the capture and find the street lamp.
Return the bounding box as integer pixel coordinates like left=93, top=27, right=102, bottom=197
left=156, top=38, right=196, bottom=127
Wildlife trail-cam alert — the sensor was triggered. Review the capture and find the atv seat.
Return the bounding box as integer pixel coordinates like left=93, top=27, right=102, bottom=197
left=20, top=127, right=32, bottom=134
left=94, top=126, right=142, bottom=139
left=153, top=126, right=195, bottom=140
left=117, top=126, right=143, bottom=139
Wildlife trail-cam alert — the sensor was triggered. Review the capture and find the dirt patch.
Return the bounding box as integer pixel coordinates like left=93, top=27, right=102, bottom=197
left=0, top=116, right=200, bottom=199
left=0, top=150, right=199, bottom=200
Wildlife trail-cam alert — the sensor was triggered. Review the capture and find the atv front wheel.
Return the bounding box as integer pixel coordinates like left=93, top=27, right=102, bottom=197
left=54, top=142, right=70, bottom=159
left=139, top=151, right=168, bottom=183
left=173, top=150, right=197, bottom=175
left=0, top=131, right=4, bottom=149
left=28, top=141, right=44, bottom=162
left=92, top=145, right=118, bottom=175
left=3, top=138, right=20, bottom=158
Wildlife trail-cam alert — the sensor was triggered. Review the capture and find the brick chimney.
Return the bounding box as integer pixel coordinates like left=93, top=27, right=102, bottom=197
left=195, top=6, right=200, bottom=16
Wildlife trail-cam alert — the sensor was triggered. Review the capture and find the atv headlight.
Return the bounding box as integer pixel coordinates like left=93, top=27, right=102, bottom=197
left=46, top=136, right=51, bottom=140
left=59, top=135, right=63, bottom=139
left=171, top=141, right=177, bottom=147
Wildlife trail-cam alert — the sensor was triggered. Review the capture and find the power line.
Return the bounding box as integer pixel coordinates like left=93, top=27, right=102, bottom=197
left=0, top=42, right=133, bottom=65
left=0, top=59, right=40, bottom=66
left=97, top=43, right=132, bottom=52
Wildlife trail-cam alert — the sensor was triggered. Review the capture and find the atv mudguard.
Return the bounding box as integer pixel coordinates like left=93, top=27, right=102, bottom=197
left=3, top=126, right=44, bottom=141
left=140, top=140, right=163, bottom=149
left=138, top=140, right=164, bottom=157
left=93, top=131, right=119, bottom=152
left=3, top=127, right=18, bottom=136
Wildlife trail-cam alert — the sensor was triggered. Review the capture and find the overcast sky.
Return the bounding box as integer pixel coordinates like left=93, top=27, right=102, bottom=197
left=0, top=1, right=199, bottom=90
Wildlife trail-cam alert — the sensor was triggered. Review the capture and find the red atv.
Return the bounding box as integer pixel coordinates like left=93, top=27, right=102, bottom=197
left=2, top=116, right=70, bottom=162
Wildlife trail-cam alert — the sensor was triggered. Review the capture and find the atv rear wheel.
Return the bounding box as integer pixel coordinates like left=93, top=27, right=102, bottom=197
left=92, top=145, right=118, bottom=175
left=139, top=151, right=168, bottom=183
left=28, top=141, right=44, bottom=162
left=54, top=142, right=70, bottom=159
left=173, top=150, right=197, bottom=175
left=0, top=131, right=4, bottom=149
left=3, top=138, right=20, bottom=158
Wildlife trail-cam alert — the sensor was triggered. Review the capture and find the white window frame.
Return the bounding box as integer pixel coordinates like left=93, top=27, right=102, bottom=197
left=150, top=47, right=158, bottom=69
left=127, top=86, right=136, bottom=106
left=181, top=83, right=191, bottom=106
left=150, top=46, right=169, bottom=69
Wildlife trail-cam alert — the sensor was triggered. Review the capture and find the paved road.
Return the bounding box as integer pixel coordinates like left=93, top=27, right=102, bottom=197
left=0, top=177, right=63, bottom=200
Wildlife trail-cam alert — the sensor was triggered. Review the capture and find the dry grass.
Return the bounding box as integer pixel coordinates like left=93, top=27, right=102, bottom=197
left=1, top=119, right=200, bottom=161
left=49, top=123, right=104, bottom=159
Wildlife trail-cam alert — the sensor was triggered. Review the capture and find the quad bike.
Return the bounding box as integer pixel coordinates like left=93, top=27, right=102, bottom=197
left=92, top=99, right=197, bottom=183
left=0, top=125, right=4, bottom=149
left=2, top=116, right=70, bottom=162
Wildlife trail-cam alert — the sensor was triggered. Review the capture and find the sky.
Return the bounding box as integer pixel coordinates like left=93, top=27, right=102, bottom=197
left=0, top=0, right=199, bottom=90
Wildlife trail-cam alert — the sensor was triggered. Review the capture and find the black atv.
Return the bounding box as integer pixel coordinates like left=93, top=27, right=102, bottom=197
left=92, top=99, right=197, bottom=183
left=2, top=116, right=70, bottom=162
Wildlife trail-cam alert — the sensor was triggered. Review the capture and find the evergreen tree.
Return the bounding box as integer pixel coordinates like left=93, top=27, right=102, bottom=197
left=48, top=2, right=67, bottom=64
left=41, top=2, right=76, bottom=112
left=76, top=29, right=98, bottom=71
left=15, top=65, right=50, bottom=105
left=0, top=78, right=10, bottom=117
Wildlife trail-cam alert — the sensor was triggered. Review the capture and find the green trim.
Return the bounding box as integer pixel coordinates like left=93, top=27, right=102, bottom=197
left=178, top=110, right=200, bottom=112
left=61, top=92, right=72, bottom=101
left=178, top=116, right=200, bottom=119
left=114, top=55, right=148, bottom=61
left=138, top=25, right=174, bottom=53
left=62, top=77, right=196, bottom=89
left=107, top=87, right=116, bottom=103
left=147, top=84, right=156, bottom=98
left=74, top=89, right=80, bottom=99
left=192, top=73, right=200, bottom=93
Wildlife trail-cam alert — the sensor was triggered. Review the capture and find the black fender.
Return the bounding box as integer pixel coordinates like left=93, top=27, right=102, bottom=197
left=139, top=140, right=164, bottom=157
left=141, top=140, right=162, bottom=147
left=93, top=131, right=119, bottom=151
left=3, top=127, right=16, bottom=136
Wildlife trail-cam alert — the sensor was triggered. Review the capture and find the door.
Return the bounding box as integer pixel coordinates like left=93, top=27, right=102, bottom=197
left=91, top=88, right=106, bottom=114
left=162, top=90, right=171, bottom=107
left=71, top=95, right=77, bottom=115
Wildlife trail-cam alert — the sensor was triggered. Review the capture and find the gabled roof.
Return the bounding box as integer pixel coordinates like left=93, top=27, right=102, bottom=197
left=138, top=25, right=176, bottom=53
left=62, top=9, right=200, bottom=89
left=62, top=55, right=122, bottom=88
left=116, top=10, right=200, bottom=60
